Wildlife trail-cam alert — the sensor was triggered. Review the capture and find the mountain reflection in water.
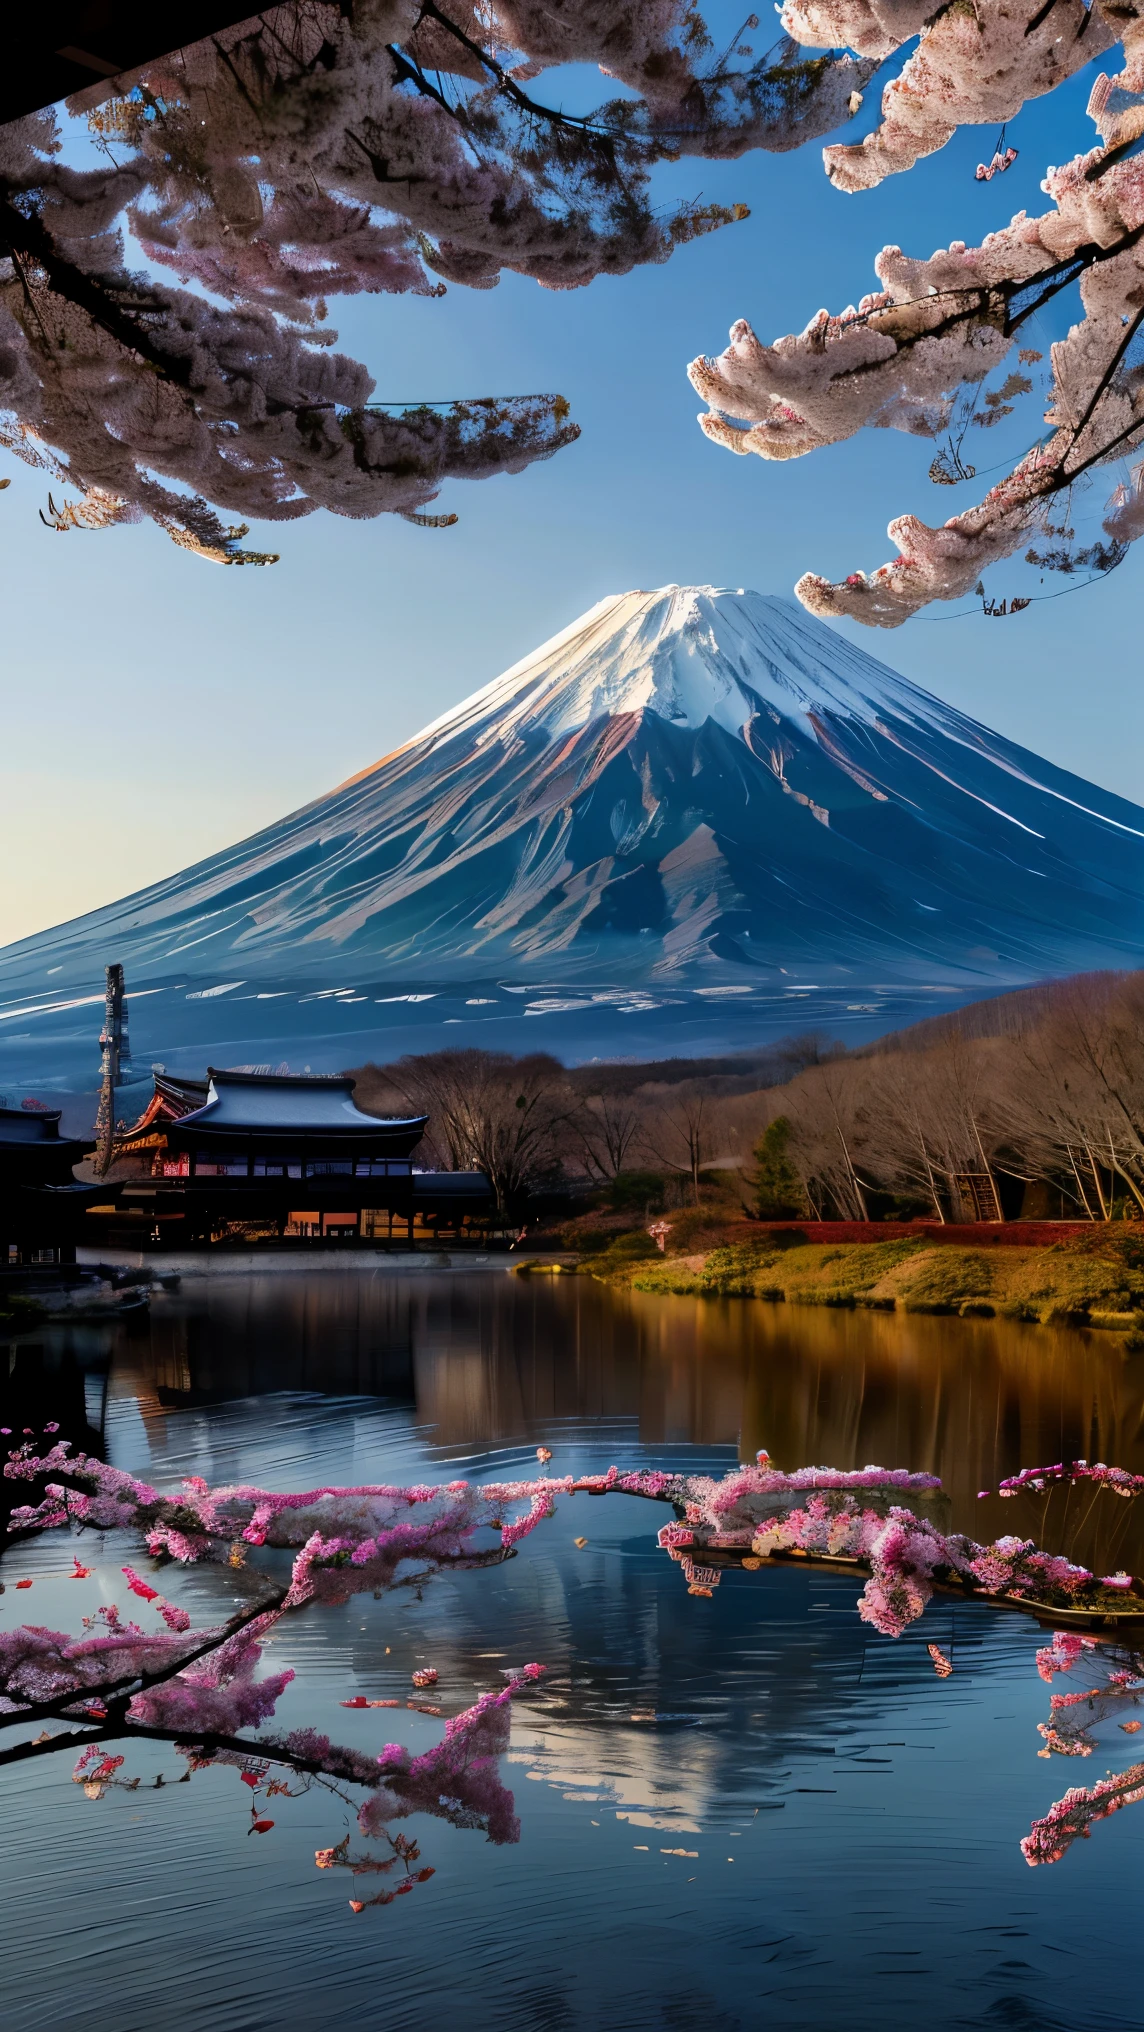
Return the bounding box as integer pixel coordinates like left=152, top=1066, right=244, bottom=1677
left=5, top=1272, right=1144, bottom=2031
left=113, top=1271, right=1144, bottom=1577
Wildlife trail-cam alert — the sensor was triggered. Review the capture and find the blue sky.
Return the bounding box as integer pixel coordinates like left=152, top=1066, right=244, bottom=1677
left=2, top=50, right=1139, bottom=947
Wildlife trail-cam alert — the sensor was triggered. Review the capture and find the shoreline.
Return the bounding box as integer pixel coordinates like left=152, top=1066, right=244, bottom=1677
left=563, top=1231, right=1144, bottom=1338
left=76, top=1246, right=577, bottom=1279
left=64, top=1233, right=1144, bottom=1340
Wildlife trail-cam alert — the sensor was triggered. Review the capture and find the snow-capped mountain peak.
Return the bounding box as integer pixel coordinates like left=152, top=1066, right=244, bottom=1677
left=380, top=586, right=942, bottom=769
left=3, top=583, right=1144, bottom=1092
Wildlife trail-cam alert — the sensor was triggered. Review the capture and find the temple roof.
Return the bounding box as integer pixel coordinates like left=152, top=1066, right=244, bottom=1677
left=175, top=1069, right=426, bottom=1139
left=118, top=1073, right=211, bottom=1146
left=154, top=1073, right=210, bottom=1113
left=0, top=1106, right=92, bottom=1179
left=0, top=1106, right=65, bottom=1145
left=0, top=1106, right=91, bottom=1157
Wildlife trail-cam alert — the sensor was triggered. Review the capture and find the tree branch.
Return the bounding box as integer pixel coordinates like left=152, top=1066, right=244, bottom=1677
left=411, top=2, right=622, bottom=146
left=0, top=1586, right=287, bottom=1732
left=0, top=1717, right=378, bottom=1781
left=0, top=199, right=195, bottom=395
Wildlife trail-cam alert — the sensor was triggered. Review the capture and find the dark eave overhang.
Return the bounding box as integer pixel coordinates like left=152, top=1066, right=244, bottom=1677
left=2, top=3, right=277, bottom=128
left=165, top=1118, right=428, bottom=1155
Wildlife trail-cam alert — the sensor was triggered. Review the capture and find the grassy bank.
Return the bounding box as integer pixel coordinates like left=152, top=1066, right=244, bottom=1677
left=564, top=1230, right=1144, bottom=1336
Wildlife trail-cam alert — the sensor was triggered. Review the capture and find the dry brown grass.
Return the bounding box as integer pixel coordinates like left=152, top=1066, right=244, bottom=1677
left=619, top=1232, right=1144, bottom=1332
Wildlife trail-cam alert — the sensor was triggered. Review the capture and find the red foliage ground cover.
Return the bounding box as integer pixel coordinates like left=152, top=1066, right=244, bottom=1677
left=725, top=1221, right=1093, bottom=1249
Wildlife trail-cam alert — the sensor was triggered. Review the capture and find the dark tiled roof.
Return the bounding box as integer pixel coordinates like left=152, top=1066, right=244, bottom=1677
left=0, top=1106, right=64, bottom=1144
left=177, top=1068, right=426, bottom=1137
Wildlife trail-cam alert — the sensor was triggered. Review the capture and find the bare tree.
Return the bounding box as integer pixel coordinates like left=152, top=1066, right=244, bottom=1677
left=869, top=1032, right=1003, bottom=1221
left=377, top=1049, right=574, bottom=1211
left=994, top=975, right=1144, bottom=1218
left=573, top=1092, right=642, bottom=1183
left=639, top=1091, right=714, bottom=1207
left=773, top=1059, right=872, bottom=1219
left=859, top=1052, right=950, bottom=1220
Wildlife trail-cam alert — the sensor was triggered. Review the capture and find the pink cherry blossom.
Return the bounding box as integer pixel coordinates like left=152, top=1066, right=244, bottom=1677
left=1022, top=1765, right=1144, bottom=1865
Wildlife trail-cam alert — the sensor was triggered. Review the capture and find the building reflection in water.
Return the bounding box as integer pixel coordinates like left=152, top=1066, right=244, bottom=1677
left=115, top=1271, right=1144, bottom=1574
left=0, top=1320, right=113, bottom=1531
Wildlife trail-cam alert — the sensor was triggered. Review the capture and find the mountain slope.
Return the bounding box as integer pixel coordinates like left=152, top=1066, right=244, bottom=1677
left=3, top=585, right=1143, bottom=1088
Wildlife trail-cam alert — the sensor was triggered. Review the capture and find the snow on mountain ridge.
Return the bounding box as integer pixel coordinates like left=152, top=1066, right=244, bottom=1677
left=358, top=587, right=955, bottom=780
left=3, top=579, right=1144, bottom=1094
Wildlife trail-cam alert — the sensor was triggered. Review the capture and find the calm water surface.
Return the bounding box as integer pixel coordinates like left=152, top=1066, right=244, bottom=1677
left=3, top=1273, right=1144, bottom=2031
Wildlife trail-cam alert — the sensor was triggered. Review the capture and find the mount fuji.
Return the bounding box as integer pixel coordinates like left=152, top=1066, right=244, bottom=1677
left=3, top=584, right=1144, bottom=1093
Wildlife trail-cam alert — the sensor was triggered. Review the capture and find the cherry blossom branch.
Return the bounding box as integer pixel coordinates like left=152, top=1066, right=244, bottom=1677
left=13, top=1425, right=1144, bottom=1891
left=999, top=1462, right=1144, bottom=1499
left=692, top=127, right=1144, bottom=623
left=0, top=1590, right=287, bottom=1731
left=0, top=1660, right=549, bottom=1933
left=0, top=197, right=192, bottom=395
left=3, top=1440, right=684, bottom=1571
left=0, top=2, right=875, bottom=562
left=658, top=1449, right=1135, bottom=1634
left=0, top=1717, right=357, bottom=1777
left=408, top=4, right=625, bottom=141
left=780, top=0, right=1115, bottom=191
left=1023, top=1762, right=1144, bottom=1863
left=9, top=1433, right=1140, bottom=1656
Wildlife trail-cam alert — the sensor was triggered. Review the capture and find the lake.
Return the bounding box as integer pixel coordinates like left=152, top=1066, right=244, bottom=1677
left=3, top=1272, right=1144, bottom=2031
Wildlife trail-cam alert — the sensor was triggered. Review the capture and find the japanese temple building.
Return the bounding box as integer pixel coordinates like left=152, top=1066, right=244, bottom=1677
left=1, top=1106, right=98, bottom=1266
left=93, top=1068, right=494, bottom=1247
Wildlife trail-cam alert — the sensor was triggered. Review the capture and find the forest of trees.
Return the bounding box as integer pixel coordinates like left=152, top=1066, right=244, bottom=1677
left=353, top=1038, right=798, bottom=1210
left=352, top=970, right=1144, bottom=1222
left=768, top=969, right=1144, bottom=1224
